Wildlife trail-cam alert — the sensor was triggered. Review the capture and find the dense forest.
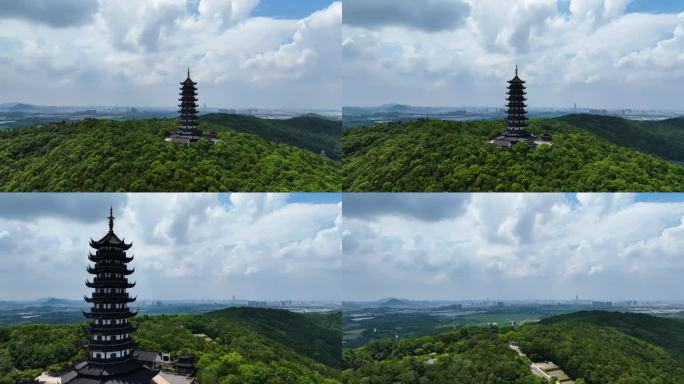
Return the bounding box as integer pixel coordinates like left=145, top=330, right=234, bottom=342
left=0, top=308, right=341, bottom=384
left=343, top=115, right=684, bottom=192
left=511, top=311, right=684, bottom=384
left=200, top=114, right=342, bottom=161
left=558, top=114, right=684, bottom=162
left=343, top=327, right=544, bottom=383
left=343, top=311, right=684, bottom=384
left=0, top=115, right=340, bottom=192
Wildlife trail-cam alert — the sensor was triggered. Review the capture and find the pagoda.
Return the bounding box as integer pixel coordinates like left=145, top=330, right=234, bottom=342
left=489, top=66, right=552, bottom=148
left=178, top=68, right=200, bottom=137
left=165, top=68, right=218, bottom=146
left=505, top=66, right=529, bottom=137
left=61, top=208, right=158, bottom=384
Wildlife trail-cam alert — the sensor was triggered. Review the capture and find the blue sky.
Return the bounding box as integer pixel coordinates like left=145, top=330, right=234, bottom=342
left=187, top=0, right=335, bottom=18
left=556, top=0, right=684, bottom=15
left=252, top=0, right=336, bottom=19
left=217, top=193, right=341, bottom=207
left=626, top=0, right=684, bottom=14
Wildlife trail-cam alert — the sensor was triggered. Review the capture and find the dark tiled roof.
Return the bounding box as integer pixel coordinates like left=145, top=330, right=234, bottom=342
left=90, top=231, right=132, bottom=250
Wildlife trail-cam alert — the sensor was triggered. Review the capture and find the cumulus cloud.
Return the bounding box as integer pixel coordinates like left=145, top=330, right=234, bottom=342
left=0, top=193, right=341, bottom=301
left=242, top=2, right=341, bottom=81
left=343, top=193, right=684, bottom=301
left=0, top=0, right=341, bottom=109
left=343, top=0, right=684, bottom=109
left=344, top=0, right=470, bottom=32
left=0, top=0, right=99, bottom=28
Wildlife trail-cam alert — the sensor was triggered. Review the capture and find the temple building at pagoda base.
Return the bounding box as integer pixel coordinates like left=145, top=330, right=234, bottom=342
left=61, top=355, right=159, bottom=384
left=164, top=130, right=218, bottom=146
left=489, top=131, right=553, bottom=149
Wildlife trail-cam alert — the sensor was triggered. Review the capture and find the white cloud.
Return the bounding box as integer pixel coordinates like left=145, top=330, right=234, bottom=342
left=0, top=193, right=341, bottom=301
left=343, top=193, right=684, bottom=301
left=343, top=0, right=684, bottom=109
left=0, top=0, right=341, bottom=109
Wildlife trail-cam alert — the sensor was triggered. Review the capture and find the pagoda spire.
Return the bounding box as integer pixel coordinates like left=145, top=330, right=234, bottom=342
left=108, top=206, right=114, bottom=233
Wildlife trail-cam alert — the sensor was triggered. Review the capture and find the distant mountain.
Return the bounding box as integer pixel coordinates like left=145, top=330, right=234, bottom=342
left=378, top=298, right=411, bottom=307
left=36, top=297, right=79, bottom=306
left=200, top=113, right=342, bottom=160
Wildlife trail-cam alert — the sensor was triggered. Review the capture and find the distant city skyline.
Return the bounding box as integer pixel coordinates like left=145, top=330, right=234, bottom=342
left=343, top=193, right=684, bottom=301
left=0, top=193, right=342, bottom=301
left=0, top=0, right=340, bottom=109
left=343, top=0, right=684, bottom=110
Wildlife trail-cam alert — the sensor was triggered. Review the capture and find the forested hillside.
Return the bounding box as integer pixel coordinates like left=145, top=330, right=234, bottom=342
left=559, top=114, right=684, bottom=162
left=342, top=327, right=544, bottom=383
left=0, top=308, right=341, bottom=384
left=201, top=113, right=342, bottom=161
left=343, top=311, right=684, bottom=383
left=343, top=116, right=684, bottom=192
left=511, top=311, right=684, bottom=384
left=0, top=118, right=340, bottom=192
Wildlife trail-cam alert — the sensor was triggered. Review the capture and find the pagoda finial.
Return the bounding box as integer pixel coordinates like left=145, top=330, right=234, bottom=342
left=187, top=67, right=190, bottom=79
left=108, top=207, right=114, bottom=233
left=515, top=65, right=518, bottom=76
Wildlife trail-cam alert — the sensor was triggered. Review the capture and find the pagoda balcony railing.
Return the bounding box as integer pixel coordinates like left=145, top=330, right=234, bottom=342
left=89, top=324, right=136, bottom=334
left=87, top=266, right=134, bottom=275
left=88, top=337, right=135, bottom=347
left=84, top=309, right=137, bottom=319
left=87, top=341, right=137, bottom=352
left=88, top=354, right=135, bottom=365
left=89, top=253, right=133, bottom=263
left=86, top=279, right=135, bottom=288
left=85, top=294, right=136, bottom=304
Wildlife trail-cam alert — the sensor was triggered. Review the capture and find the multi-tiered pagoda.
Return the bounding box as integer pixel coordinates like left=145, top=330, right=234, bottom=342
left=489, top=66, right=552, bottom=148
left=61, top=209, right=158, bottom=384
left=166, top=69, right=218, bottom=146
left=505, top=66, right=529, bottom=137
left=178, top=68, right=200, bottom=137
